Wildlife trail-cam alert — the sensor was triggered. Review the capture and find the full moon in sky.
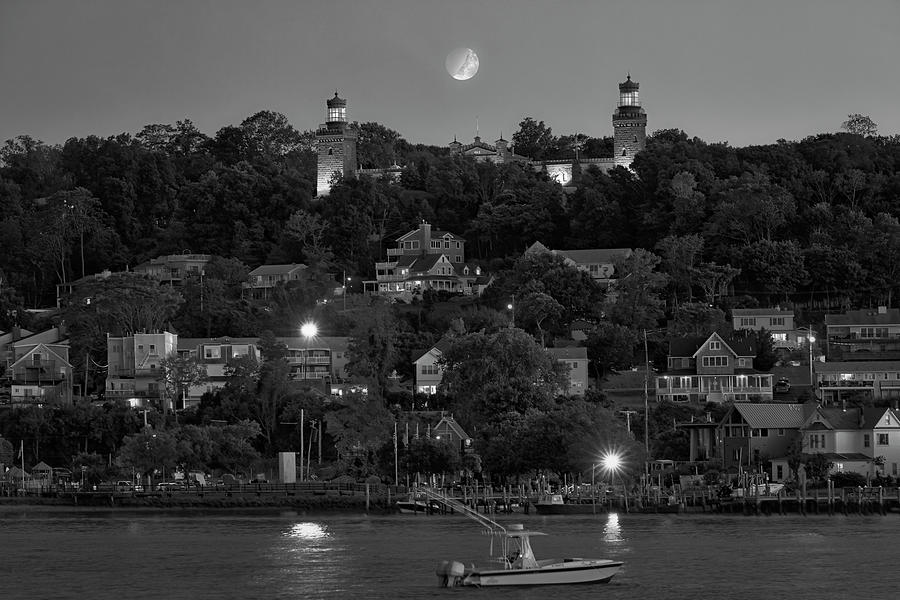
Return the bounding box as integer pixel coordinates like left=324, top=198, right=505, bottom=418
left=445, top=47, right=479, bottom=81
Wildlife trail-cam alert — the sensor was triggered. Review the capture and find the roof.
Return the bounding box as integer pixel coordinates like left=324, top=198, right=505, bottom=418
left=731, top=403, right=806, bottom=428
left=731, top=308, right=795, bottom=317
left=861, top=407, right=900, bottom=429
left=248, top=263, right=306, bottom=276
left=814, top=452, right=872, bottom=462
left=326, top=91, right=346, bottom=107
left=396, top=225, right=463, bottom=242
left=279, top=336, right=350, bottom=352
left=669, top=333, right=756, bottom=358
left=825, top=307, right=900, bottom=327
left=815, top=360, right=900, bottom=372
left=811, top=407, right=864, bottom=430
left=547, top=347, right=588, bottom=360
left=433, top=415, right=470, bottom=439
left=412, top=337, right=453, bottom=362
left=10, top=343, right=71, bottom=369
left=619, top=75, right=639, bottom=90
left=178, top=337, right=261, bottom=351
left=553, top=248, right=632, bottom=265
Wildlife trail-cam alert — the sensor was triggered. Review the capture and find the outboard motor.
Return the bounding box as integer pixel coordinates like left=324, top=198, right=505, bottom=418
left=436, top=560, right=466, bottom=587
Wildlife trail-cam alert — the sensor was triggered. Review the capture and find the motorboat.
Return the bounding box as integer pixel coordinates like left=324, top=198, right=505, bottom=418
left=532, top=493, right=603, bottom=515
left=436, top=523, right=623, bottom=587
left=396, top=492, right=443, bottom=514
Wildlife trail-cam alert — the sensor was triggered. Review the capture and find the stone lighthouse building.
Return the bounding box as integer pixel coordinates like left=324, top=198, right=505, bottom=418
left=316, top=92, right=358, bottom=197
left=612, top=75, right=647, bottom=169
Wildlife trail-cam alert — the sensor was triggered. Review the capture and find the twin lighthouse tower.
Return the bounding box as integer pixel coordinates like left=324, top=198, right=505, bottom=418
left=316, top=76, right=647, bottom=196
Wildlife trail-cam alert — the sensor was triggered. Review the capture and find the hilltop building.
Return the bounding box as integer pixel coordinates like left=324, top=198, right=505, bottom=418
left=315, top=75, right=648, bottom=195
left=369, top=221, right=491, bottom=301
left=316, top=92, right=358, bottom=196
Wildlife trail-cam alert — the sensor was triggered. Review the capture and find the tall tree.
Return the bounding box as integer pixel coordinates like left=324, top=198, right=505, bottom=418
left=841, top=114, right=878, bottom=137
left=604, top=248, right=669, bottom=330
left=346, top=296, right=402, bottom=399
left=158, top=353, right=208, bottom=414
left=511, top=117, right=558, bottom=161
left=438, top=328, right=564, bottom=427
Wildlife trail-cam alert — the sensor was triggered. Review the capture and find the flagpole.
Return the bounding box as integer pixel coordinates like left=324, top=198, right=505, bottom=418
left=300, top=409, right=305, bottom=482
left=20, top=440, right=25, bottom=495
left=393, top=422, right=399, bottom=485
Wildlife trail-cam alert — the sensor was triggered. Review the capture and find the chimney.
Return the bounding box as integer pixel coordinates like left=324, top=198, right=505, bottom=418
left=420, top=221, right=431, bottom=255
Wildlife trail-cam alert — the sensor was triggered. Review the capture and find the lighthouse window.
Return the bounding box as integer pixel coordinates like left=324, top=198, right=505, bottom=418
left=328, top=148, right=333, bottom=156
left=622, top=149, right=627, bottom=156
left=633, top=136, right=638, bottom=142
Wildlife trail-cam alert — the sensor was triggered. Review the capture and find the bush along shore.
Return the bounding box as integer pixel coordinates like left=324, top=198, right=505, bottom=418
left=0, top=491, right=396, bottom=511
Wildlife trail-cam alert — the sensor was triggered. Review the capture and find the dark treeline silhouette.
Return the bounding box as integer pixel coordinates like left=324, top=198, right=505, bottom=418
left=2, top=112, right=899, bottom=333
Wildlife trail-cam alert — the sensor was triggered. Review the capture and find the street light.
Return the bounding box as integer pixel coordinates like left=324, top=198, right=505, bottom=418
left=601, top=451, right=627, bottom=512
left=808, top=333, right=817, bottom=399
left=343, top=271, right=351, bottom=311
left=301, top=321, right=318, bottom=380
left=507, top=296, right=515, bottom=328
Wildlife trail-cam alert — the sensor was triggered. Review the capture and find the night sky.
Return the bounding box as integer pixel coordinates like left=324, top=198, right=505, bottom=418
left=2, top=0, right=898, bottom=148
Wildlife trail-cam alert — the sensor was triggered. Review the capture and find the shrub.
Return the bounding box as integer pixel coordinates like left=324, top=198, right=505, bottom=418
left=829, top=471, right=867, bottom=488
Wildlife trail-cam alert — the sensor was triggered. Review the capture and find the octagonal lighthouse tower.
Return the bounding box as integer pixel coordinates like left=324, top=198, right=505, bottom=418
left=612, top=75, right=647, bottom=169
left=316, top=91, right=358, bottom=197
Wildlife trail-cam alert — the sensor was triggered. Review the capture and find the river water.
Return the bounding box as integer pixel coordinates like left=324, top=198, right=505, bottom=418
left=1, top=508, right=896, bottom=599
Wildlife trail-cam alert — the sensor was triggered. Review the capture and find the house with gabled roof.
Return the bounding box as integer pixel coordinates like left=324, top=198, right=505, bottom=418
left=815, top=360, right=900, bottom=405
left=655, top=332, right=773, bottom=404
left=413, top=338, right=453, bottom=395
left=133, top=253, right=211, bottom=285
left=862, top=406, right=900, bottom=479
left=371, top=221, right=490, bottom=300
left=717, top=402, right=808, bottom=476
left=432, top=414, right=474, bottom=455
left=7, top=337, right=73, bottom=406
left=524, top=241, right=632, bottom=288
left=731, top=307, right=802, bottom=350
left=413, top=338, right=588, bottom=397
left=243, top=263, right=307, bottom=299
left=768, top=405, right=900, bottom=483
left=824, top=306, right=900, bottom=362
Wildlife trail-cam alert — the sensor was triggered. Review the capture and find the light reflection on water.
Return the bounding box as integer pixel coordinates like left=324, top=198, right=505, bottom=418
left=0, top=509, right=897, bottom=599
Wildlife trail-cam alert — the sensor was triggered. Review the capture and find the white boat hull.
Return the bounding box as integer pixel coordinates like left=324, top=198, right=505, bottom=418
left=462, top=559, right=622, bottom=586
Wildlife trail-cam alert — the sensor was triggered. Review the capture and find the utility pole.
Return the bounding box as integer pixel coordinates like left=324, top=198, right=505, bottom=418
left=643, top=329, right=650, bottom=473
left=620, top=409, right=637, bottom=434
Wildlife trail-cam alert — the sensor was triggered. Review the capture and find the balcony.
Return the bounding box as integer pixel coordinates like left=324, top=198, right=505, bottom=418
left=818, top=380, right=875, bottom=388
left=134, top=367, right=164, bottom=378
left=105, top=389, right=161, bottom=399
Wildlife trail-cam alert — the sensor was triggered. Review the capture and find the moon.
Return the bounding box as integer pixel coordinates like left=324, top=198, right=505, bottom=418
left=446, top=47, right=479, bottom=81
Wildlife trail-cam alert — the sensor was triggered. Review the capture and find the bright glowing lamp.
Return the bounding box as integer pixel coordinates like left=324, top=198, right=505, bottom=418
left=301, top=322, right=318, bottom=339
left=602, top=452, right=622, bottom=473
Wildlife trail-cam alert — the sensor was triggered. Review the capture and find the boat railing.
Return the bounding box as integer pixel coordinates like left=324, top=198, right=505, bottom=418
left=417, top=486, right=506, bottom=536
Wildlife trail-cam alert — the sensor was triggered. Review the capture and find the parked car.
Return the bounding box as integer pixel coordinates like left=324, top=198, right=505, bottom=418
left=156, top=481, right=185, bottom=492
left=115, top=481, right=133, bottom=492
left=774, top=377, right=791, bottom=393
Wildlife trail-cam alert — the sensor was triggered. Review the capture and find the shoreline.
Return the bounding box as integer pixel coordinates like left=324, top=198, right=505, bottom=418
left=0, top=493, right=395, bottom=512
